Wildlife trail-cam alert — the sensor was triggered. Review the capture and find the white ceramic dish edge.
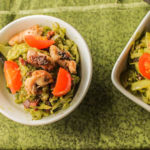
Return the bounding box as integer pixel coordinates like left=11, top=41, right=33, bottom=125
left=111, top=11, right=150, bottom=112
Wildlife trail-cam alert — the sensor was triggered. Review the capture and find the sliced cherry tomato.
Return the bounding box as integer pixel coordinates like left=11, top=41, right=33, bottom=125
left=52, top=68, right=71, bottom=97
left=138, top=53, right=150, bottom=79
left=25, top=35, right=55, bottom=49
left=4, top=61, right=22, bottom=94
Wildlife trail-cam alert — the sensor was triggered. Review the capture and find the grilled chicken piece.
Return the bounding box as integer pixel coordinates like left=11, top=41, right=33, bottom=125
left=58, top=60, right=76, bottom=74
left=50, top=45, right=76, bottom=74
left=27, top=49, right=55, bottom=71
left=50, top=45, right=61, bottom=61
left=8, top=25, right=43, bottom=46
left=25, top=70, right=53, bottom=95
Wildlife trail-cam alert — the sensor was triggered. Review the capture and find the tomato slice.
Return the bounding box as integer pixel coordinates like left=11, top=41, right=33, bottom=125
left=138, top=53, right=150, bottom=79
left=4, top=61, right=22, bottom=94
left=25, top=35, right=55, bottom=49
left=52, top=68, right=71, bottom=97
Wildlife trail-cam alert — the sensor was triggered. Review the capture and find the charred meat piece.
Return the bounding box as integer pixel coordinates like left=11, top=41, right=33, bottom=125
left=27, top=49, right=55, bottom=71
left=50, top=45, right=77, bottom=74
left=58, top=51, right=71, bottom=60
left=50, top=45, right=71, bottom=61
left=9, top=25, right=43, bottom=46
left=25, top=70, right=53, bottom=95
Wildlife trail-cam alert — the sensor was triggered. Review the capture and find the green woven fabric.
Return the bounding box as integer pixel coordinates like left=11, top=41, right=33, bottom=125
left=1, top=0, right=150, bottom=149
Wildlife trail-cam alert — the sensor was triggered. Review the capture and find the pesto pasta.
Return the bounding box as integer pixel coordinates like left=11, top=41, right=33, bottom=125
left=0, top=23, right=80, bottom=120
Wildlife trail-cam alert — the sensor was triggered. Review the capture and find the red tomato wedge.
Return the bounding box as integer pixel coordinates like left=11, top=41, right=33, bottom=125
left=139, top=53, right=150, bottom=79
left=52, top=68, right=71, bottom=97
left=25, top=35, right=55, bottom=49
left=4, top=61, right=22, bottom=94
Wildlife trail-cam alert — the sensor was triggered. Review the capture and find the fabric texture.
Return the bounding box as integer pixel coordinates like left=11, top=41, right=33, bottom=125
left=0, top=0, right=150, bottom=149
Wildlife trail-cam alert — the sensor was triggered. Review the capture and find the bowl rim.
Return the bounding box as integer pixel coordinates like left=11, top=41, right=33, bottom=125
left=111, top=11, right=150, bottom=112
left=0, top=15, right=93, bottom=125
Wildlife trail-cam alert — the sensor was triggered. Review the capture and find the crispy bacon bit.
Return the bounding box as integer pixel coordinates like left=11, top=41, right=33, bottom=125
left=23, top=100, right=30, bottom=108
left=23, top=99, right=40, bottom=108
left=47, top=31, right=55, bottom=40
left=30, top=99, right=40, bottom=107
left=19, top=57, right=27, bottom=66
left=45, top=109, right=50, bottom=113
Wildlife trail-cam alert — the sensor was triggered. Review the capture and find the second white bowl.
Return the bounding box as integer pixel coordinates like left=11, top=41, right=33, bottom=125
left=111, top=11, right=150, bottom=112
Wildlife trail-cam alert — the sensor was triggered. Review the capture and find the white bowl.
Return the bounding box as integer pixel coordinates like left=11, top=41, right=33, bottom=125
left=111, top=11, right=150, bottom=112
left=0, top=15, right=92, bottom=125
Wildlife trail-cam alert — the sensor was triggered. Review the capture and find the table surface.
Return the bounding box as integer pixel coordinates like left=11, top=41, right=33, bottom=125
left=0, top=0, right=150, bottom=149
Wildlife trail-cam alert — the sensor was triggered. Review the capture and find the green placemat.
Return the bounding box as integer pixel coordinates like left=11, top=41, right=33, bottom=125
left=0, top=0, right=150, bottom=149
